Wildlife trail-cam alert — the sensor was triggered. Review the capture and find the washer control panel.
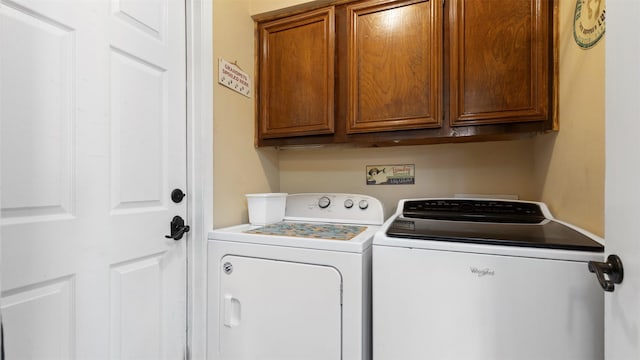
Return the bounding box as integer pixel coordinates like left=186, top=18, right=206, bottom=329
left=284, top=193, right=384, bottom=225
left=317, top=196, right=368, bottom=210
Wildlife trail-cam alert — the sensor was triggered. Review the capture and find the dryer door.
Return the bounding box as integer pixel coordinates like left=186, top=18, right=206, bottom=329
left=219, top=255, right=342, bottom=360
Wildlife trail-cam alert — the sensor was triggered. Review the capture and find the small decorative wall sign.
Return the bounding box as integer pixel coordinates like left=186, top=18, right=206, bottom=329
left=366, top=164, right=415, bottom=185
left=573, top=0, right=605, bottom=49
left=218, top=58, right=252, bottom=98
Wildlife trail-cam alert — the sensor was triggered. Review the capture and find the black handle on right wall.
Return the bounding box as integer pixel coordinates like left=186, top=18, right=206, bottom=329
left=588, top=254, right=624, bottom=292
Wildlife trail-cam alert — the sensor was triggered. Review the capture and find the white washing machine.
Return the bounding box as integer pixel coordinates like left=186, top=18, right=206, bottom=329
left=373, top=198, right=605, bottom=360
left=207, top=193, right=384, bottom=360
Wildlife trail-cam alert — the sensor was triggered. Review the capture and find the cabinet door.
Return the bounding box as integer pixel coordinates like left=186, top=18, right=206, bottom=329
left=257, top=8, right=335, bottom=139
left=449, top=0, right=550, bottom=126
left=219, top=255, right=342, bottom=360
left=346, top=0, right=443, bottom=134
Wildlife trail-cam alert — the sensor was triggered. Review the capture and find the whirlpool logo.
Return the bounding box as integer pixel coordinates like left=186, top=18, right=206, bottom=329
left=470, top=267, right=495, bottom=277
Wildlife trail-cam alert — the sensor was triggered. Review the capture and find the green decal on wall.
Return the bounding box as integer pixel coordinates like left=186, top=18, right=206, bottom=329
left=574, top=0, right=606, bottom=49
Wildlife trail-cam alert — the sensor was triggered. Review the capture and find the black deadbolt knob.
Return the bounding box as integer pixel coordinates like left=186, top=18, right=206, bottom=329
left=171, top=189, right=186, bottom=203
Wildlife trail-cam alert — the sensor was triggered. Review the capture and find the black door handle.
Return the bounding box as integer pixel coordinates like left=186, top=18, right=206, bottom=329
left=165, top=215, right=190, bottom=240
left=588, top=254, right=624, bottom=292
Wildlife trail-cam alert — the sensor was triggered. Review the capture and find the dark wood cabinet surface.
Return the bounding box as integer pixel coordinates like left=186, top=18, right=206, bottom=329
left=346, top=0, right=442, bottom=134
left=449, top=0, right=550, bottom=126
left=253, top=0, right=557, bottom=147
left=257, top=7, right=335, bottom=139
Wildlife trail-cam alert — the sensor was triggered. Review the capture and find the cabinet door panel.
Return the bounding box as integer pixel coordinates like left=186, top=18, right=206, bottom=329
left=258, top=8, right=335, bottom=138
left=347, top=0, right=443, bottom=134
left=449, top=0, right=550, bottom=126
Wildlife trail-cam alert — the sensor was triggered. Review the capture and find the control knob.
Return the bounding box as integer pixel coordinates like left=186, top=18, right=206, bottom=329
left=359, top=200, right=369, bottom=210
left=318, top=196, right=331, bottom=209
left=344, top=199, right=354, bottom=209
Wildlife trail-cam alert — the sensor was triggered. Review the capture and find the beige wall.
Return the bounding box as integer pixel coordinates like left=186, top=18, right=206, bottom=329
left=280, top=141, right=538, bottom=217
left=250, top=0, right=309, bottom=14
left=212, top=0, right=280, bottom=228
left=213, top=0, right=605, bottom=237
left=533, top=2, right=605, bottom=237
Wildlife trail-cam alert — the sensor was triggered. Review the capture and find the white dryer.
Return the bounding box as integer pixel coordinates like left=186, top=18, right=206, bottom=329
left=207, top=193, right=384, bottom=360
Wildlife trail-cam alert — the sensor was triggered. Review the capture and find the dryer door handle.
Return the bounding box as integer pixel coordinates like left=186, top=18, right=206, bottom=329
left=223, top=294, right=241, bottom=327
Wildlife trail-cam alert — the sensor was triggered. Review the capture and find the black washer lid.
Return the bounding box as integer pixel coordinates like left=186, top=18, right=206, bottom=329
left=386, top=199, right=603, bottom=252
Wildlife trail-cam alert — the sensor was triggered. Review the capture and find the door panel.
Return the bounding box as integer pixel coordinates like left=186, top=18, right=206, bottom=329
left=113, top=0, right=165, bottom=38
left=219, top=255, right=342, bottom=360
left=605, top=1, right=640, bottom=359
left=110, top=47, right=167, bottom=212
left=1, top=2, right=75, bottom=223
left=1, top=277, right=75, bottom=359
left=110, top=255, right=164, bottom=359
left=0, top=0, right=187, bottom=358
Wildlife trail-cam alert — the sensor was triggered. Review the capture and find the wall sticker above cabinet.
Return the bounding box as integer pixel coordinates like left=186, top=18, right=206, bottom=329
left=366, top=164, right=415, bottom=185
left=218, top=58, right=252, bottom=97
left=573, top=0, right=605, bottom=49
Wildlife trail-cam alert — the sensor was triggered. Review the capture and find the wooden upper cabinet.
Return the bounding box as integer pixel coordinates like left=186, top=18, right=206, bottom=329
left=449, top=0, right=550, bottom=126
left=257, top=7, right=335, bottom=139
left=346, top=0, right=443, bottom=134
left=254, top=0, right=555, bottom=146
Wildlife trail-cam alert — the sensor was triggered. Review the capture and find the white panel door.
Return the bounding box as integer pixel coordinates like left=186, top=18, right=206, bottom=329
left=373, top=246, right=603, bottom=360
left=605, top=1, right=640, bottom=359
left=219, top=255, right=342, bottom=360
left=0, top=0, right=187, bottom=358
